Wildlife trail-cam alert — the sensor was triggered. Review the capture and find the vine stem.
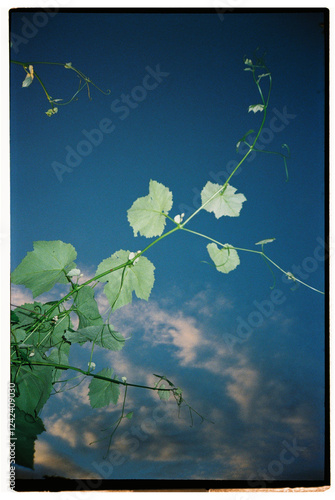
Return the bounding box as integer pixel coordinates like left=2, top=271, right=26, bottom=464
left=10, top=60, right=110, bottom=108
left=11, top=360, right=175, bottom=392
left=181, top=65, right=271, bottom=229
left=18, top=60, right=271, bottom=330
left=180, top=227, right=325, bottom=295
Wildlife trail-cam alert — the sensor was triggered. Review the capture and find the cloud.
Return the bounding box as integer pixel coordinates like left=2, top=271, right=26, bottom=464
left=33, top=440, right=103, bottom=479
left=11, top=284, right=33, bottom=306
left=11, top=280, right=322, bottom=481
left=224, top=353, right=260, bottom=421
left=185, top=285, right=233, bottom=317
left=110, top=299, right=219, bottom=368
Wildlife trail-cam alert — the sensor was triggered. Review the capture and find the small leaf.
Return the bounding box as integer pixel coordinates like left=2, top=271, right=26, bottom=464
left=88, top=368, right=120, bottom=408
left=255, top=238, right=276, bottom=246
left=248, top=104, right=264, bottom=113
left=127, top=180, right=173, bottom=238
left=201, top=181, right=246, bottom=218
left=207, top=243, right=240, bottom=274
left=125, top=411, right=134, bottom=419
left=158, top=383, right=170, bottom=401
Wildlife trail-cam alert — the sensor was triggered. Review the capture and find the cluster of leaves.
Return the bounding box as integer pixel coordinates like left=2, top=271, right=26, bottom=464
left=9, top=170, right=250, bottom=468
left=10, top=55, right=324, bottom=471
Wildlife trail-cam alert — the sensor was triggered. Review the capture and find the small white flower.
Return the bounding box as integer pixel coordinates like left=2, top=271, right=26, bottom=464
left=174, top=213, right=185, bottom=224
left=29, top=351, right=35, bottom=357
left=88, top=362, right=96, bottom=370
left=286, top=272, right=296, bottom=281
left=244, top=58, right=253, bottom=66
left=248, top=104, right=265, bottom=114
left=52, top=315, right=58, bottom=322
left=129, top=251, right=141, bottom=264
left=64, top=62, right=72, bottom=68
left=67, top=268, right=81, bottom=277
left=122, top=376, right=127, bottom=383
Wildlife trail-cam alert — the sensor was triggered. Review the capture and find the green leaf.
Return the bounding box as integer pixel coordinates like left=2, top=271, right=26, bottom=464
left=14, top=407, right=45, bottom=470
left=125, top=411, right=134, bottom=420
left=11, top=311, right=20, bottom=323
left=248, top=104, right=265, bottom=113
left=255, top=238, right=276, bottom=246
left=11, top=327, right=26, bottom=344
left=201, top=182, right=246, bottom=218
left=158, top=383, right=170, bottom=401
left=88, top=368, right=120, bottom=408
left=207, top=243, right=240, bottom=274
left=96, top=250, right=155, bottom=311
left=65, top=324, right=125, bottom=351
left=73, top=286, right=103, bottom=329
left=127, top=180, right=173, bottom=237
left=11, top=241, right=77, bottom=298
left=13, top=351, right=54, bottom=416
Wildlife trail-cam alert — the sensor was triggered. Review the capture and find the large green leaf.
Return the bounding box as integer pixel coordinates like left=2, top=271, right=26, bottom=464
left=14, top=407, right=45, bottom=470
left=201, top=181, right=246, bottom=218
left=11, top=240, right=77, bottom=297
left=127, top=180, right=173, bottom=237
left=207, top=243, right=240, bottom=274
left=88, top=368, right=120, bottom=408
left=96, top=249, right=155, bottom=311
left=13, top=351, right=54, bottom=416
left=73, top=286, right=103, bottom=329
left=65, top=324, right=125, bottom=351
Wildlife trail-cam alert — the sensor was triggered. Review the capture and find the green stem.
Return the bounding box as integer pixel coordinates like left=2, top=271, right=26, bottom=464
left=11, top=359, right=175, bottom=392
left=181, top=227, right=324, bottom=294
left=182, top=68, right=271, bottom=229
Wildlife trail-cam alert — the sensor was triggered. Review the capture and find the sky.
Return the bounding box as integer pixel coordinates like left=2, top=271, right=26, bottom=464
left=9, top=7, right=327, bottom=488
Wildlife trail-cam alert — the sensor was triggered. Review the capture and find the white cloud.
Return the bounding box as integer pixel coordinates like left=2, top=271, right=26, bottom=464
left=111, top=300, right=218, bottom=368
left=185, top=285, right=232, bottom=317
left=224, top=354, right=260, bottom=421
left=11, top=284, right=33, bottom=306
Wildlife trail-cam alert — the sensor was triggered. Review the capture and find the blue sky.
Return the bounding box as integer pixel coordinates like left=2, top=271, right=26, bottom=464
left=10, top=9, right=327, bottom=485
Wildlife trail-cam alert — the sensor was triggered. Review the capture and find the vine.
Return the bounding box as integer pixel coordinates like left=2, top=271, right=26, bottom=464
left=10, top=54, right=324, bottom=470
left=11, top=59, right=111, bottom=115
